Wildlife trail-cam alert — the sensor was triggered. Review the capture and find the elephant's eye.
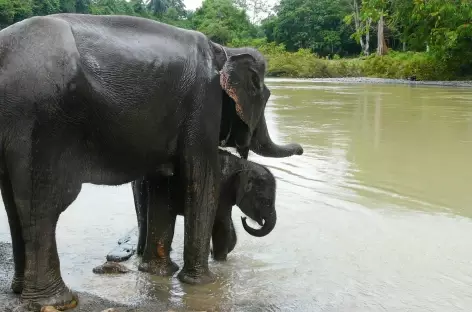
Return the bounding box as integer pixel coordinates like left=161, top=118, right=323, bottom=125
left=245, top=181, right=253, bottom=192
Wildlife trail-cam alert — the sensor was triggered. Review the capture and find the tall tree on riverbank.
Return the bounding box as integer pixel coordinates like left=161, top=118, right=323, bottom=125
left=355, top=0, right=389, bottom=56
left=344, top=0, right=371, bottom=55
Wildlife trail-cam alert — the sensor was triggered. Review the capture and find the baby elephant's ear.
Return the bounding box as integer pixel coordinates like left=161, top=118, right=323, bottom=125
left=235, top=170, right=251, bottom=205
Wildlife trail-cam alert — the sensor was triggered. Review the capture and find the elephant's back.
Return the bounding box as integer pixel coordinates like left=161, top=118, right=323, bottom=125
left=0, top=16, right=82, bottom=124
left=51, top=13, right=209, bottom=70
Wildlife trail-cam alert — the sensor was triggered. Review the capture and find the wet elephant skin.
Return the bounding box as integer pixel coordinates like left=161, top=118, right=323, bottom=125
left=0, top=13, right=283, bottom=311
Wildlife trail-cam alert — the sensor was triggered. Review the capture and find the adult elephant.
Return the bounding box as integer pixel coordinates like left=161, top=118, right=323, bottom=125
left=127, top=86, right=303, bottom=272
left=0, top=13, right=279, bottom=311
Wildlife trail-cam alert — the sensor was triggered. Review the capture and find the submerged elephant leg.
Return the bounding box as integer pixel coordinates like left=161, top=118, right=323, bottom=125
left=138, top=176, right=179, bottom=276
left=6, top=150, right=81, bottom=311
left=177, top=151, right=219, bottom=284
left=0, top=172, right=25, bottom=294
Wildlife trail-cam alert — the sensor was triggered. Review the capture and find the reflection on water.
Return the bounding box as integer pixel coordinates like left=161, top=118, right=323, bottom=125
left=1, top=79, right=472, bottom=311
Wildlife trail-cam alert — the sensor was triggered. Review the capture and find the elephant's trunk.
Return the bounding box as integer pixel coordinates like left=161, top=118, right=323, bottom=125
left=241, top=210, right=277, bottom=237
left=249, top=115, right=303, bottom=158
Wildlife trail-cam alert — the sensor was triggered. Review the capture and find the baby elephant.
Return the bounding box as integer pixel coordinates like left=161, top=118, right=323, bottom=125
left=133, top=149, right=277, bottom=276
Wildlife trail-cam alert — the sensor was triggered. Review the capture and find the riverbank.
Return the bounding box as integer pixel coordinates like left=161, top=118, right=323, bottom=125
left=263, top=52, right=464, bottom=81
left=264, top=77, right=472, bottom=88
left=228, top=40, right=470, bottom=82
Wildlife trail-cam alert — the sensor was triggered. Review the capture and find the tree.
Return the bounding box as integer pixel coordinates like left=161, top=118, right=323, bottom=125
left=0, top=0, right=33, bottom=28
left=409, top=0, right=472, bottom=75
left=192, top=0, right=257, bottom=44
left=357, top=0, right=389, bottom=56
left=265, top=0, right=355, bottom=56
left=147, top=0, right=168, bottom=15
left=344, top=0, right=371, bottom=55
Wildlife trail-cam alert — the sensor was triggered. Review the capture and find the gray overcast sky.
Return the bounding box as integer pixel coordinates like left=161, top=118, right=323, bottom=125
left=184, top=0, right=203, bottom=10
left=183, top=0, right=278, bottom=16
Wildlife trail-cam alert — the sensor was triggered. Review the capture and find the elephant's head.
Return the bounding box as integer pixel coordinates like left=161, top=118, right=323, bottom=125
left=212, top=42, right=304, bottom=160
left=234, top=162, right=277, bottom=237
left=212, top=43, right=268, bottom=151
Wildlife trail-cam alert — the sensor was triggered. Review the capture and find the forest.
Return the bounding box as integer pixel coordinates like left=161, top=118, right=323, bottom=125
left=1, top=0, right=471, bottom=80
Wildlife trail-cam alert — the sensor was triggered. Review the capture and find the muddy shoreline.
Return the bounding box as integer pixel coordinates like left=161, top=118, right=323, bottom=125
left=0, top=242, right=169, bottom=312
left=265, top=77, right=472, bottom=87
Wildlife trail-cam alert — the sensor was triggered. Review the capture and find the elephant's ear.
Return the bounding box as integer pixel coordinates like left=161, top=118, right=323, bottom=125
left=220, top=53, right=265, bottom=133
left=234, top=170, right=251, bottom=206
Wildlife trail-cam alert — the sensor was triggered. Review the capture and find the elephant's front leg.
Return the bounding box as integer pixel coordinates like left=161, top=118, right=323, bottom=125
left=138, top=176, right=179, bottom=276
left=177, top=149, right=219, bottom=285
left=8, top=155, right=82, bottom=311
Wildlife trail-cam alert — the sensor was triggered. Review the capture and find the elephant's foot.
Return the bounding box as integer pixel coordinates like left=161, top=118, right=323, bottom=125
left=177, top=267, right=216, bottom=285
left=210, top=248, right=228, bottom=262
left=138, top=259, right=179, bottom=277
left=212, top=253, right=228, bottom=262
left=93, top=261, right=130, bottom=274
left=11, top=274, right=24, bottom=294
left=18, top=285, right=78, bottom=312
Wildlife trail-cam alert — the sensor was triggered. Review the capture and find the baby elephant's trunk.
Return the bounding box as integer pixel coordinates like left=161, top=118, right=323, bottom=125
left=241, top=210, right=277, bottom=237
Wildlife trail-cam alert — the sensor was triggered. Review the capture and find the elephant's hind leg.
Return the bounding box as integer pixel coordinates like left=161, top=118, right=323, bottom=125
left=0, top=171, right=25, bottom=294
left=138, top=176, right=179, bottom=276
left=6, top=145, right=82, bottom=311
left=132, top=178, right=148, bottom=257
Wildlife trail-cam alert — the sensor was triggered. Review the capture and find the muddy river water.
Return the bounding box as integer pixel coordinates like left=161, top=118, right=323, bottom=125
left=1, top=78, right=472, bottom=311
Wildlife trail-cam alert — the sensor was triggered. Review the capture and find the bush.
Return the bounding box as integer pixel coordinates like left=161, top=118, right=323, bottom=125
left=229, top=39, right=457, bottom=80
left=361, top=51, right=450, bottom=80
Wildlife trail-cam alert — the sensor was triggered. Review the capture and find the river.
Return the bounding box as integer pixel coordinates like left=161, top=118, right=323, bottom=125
left=1, top=78, right=472, bottom=311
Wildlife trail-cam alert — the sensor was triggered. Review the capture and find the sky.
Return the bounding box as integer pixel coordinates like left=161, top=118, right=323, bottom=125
left=184, top=0, right=204, bottom=10
left=183, top=0, right=279, bottom=16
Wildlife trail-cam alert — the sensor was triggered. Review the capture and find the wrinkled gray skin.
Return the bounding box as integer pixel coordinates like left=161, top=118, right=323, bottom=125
left=133, top=149, right=277, bottom=276
left=0, top=13, right=301, bottom=311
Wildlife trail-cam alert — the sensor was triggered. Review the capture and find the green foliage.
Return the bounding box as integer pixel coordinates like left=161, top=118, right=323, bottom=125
left=265, top=49, right=364, bottom=78
left=263, top=0, right=358, bottom=56
left=192, top=0, right=258, bottom=44
left=229, top=38, right=363, bottom=78
left=409, top=0, right=472, bottom=76
left=0, top=0, right=33, bottom=27
left=89, top=0, right=135, bottom=15
left=362, top=51, right=450, bottom=80
left=0, top=0, right=471, bottom=80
